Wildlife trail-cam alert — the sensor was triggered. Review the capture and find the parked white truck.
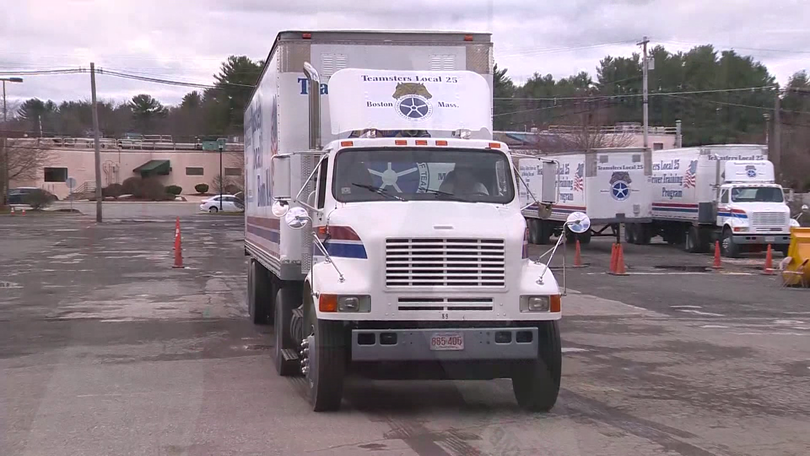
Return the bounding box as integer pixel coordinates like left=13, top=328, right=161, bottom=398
left=628, top=144, right=797, bottom=256
left=243, top=30, right=578, bottom=412
left=518, top=148, right=652, bottom=244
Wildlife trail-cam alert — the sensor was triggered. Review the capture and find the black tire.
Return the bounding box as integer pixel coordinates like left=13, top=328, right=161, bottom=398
left=636, top=224, right=652, bottom=245
left=721, top=227, right=740, bottom=258
left=209, top=206, right=218, bottom=213
left=528, top=219, right=540, bottom=245
left=777, top=245, right=789, bottom=256
left=274, top=286, right=300, bottom=377
left=684, top=226, right=699, bottom=253
left=696, top=227, right=713, bottom=253
left=537, top=221, right=552, bottom=245
left=303, top=301, right=346, bottom=412
left=577, top=230, right=592, bottom=245
left=511, top=321, right=562, bottom=412
left=248, top=260, right=273, bottom=325
left=625, top=223, right=637, bottom=244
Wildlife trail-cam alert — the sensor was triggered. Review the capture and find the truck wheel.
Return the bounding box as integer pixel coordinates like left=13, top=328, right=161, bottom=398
left=538, top=221, right=552, bottom=245
left=528, top=219, right=540, bottom=245
left=302, top=306, right=346, bottom=412
left=625, top=223, right=637, bottom=244
left=511, top=321, right=561, bottom=412
left=635, top=223, right=652, bottom=245
left=248, top=259, right=273, bottom=325
left=577, top=230, right=592, bottom=245
left=697, top=227, right=713, bottom=253
left=684, top=226, right=699, bottom=253
left=721, top=227, right=740, bottom=258
left=777, top=245, right=789, bottom=256
left=274, top=286, right=300, bottom=377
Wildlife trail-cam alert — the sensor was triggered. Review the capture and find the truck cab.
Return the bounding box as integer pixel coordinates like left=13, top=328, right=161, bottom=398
left=259, top=67, right=571, bottom=412
left=716, top=160, right=795, bottom=256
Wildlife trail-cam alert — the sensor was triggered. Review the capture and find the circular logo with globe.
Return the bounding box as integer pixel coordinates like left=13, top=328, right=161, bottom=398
left=392, top=83, right=433, bottom=121
left=609, top=171, right=632, bottom=201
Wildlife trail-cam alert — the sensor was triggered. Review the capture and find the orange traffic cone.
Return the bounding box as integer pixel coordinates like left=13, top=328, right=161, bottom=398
left=609, top=243, right=618, bottom=273
left=21, top=208, right=26, bottom=215
left=173, top=217, right=184, bottom=268
left=10, top=207, right=15, bottom=216
left=762, top=244, right=775, bottom=275
left=573, top=239, right=587, bottom=268
left=712, top=240, right=722, bottom=270
left=614, top=244, right=627, bottom=275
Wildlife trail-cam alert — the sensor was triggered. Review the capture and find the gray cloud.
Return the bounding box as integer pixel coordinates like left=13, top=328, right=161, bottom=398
left=1, top=0, right=808, bottom=107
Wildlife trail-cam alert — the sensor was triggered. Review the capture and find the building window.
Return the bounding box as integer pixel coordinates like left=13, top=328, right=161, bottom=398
left=224, top=167, right=242, bottom=177
left=653, top=142, right=664, bottom=150
left=44, top=167, right=68, bottom=182
left=186, top=167, right=204, bottom=176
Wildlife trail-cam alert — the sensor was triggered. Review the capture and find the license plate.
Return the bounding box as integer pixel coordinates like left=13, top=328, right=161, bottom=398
left=429, top=332, right=464, bottom=351
left=765, top=236, right=775, bottom=243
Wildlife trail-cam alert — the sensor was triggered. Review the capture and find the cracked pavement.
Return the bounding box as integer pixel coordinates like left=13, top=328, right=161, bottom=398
left=1, top=213, right=808, bottom=455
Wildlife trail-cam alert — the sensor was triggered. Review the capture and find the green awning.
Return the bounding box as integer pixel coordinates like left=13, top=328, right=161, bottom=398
left=133, top=159, right=171, bottom=175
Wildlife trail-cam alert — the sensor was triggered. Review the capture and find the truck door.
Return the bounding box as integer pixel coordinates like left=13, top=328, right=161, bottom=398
left=717, top=189, right=729, bottom=225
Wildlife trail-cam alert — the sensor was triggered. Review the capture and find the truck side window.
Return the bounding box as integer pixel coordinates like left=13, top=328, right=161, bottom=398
left=720, top=190, right=728, bottom=204
left=316, top=159, right=328, bottom=209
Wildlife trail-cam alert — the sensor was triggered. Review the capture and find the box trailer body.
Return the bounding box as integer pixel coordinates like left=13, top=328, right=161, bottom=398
left=244, top=31, right=494, bottom=279
left=518, top=148, right=652, bottom=244
left=635, top=144, right=797, bottom=255
left=243, top=31, right=566, bottom=412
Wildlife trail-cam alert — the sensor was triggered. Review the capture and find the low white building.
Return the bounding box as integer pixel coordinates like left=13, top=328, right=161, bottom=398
left=8, top=137, right=244, bottom=200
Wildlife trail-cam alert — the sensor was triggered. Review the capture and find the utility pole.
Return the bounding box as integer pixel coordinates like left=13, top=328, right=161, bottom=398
left=218, top=144, right=224, bottom=211
left=90, top=63, right=103, bottom=222
left=638, top=36, right=650, bottom=150
left=773, top=88, right=782, bottom=183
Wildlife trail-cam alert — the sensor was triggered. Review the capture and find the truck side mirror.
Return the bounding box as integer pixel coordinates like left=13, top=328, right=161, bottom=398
left=271, top=154, right=291, bottom=201
left=540, top=161, right=558, bottom=204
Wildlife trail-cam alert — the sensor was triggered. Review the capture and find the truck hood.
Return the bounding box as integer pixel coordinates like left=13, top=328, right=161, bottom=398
left=728, top=202, right=790, bottom=214
left=326, top=202, right=525, bottom=241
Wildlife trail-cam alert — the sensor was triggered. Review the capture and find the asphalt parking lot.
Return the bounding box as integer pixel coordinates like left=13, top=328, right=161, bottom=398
left=1, top=213, right=808, bottom=456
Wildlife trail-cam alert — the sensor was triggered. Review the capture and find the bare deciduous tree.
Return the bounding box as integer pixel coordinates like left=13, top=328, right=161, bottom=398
left=1, top=139, right=52, bottom=204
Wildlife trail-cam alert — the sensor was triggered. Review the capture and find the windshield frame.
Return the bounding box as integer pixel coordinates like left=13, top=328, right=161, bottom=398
left=331, top=147, right=516, bottom=204
left=729, top=186, right=784, bottom=203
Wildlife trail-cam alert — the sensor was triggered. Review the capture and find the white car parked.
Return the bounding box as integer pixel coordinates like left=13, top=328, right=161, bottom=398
left=200, top=195, right=244, bottom=213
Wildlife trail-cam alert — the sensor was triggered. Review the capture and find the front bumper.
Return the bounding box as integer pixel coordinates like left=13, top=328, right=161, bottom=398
left=351, top=327, right=538, bottom=361
left=732, top=234, right=790, bottom=245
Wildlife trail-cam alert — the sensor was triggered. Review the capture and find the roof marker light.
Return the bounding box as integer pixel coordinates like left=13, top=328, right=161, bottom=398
left=415, top=140, right=428, bottom=145
left=302, top=32, right=312, bottom=39
left=436, top=140, right=448, bottom=146
left=395, top=139, right=407, bottom=145
left=340, top=141, right=354, bottom=147
left=488, top=142, right=501, bottom=149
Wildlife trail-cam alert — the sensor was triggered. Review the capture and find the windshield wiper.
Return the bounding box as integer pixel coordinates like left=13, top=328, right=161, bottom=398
left=422, top=189, right=469, bottom=202
left=351, top=183, right=406, bottom=201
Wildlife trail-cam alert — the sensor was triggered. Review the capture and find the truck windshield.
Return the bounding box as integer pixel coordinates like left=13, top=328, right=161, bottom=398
left=333, top=148, right=514, bottom=203
left=730, top=186, right=784, bottom=203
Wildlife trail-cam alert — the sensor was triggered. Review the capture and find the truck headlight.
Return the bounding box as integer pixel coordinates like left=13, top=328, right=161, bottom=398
left=337, top=295, right=370, bottom=312
left=521, top=296, right=548, bottom=312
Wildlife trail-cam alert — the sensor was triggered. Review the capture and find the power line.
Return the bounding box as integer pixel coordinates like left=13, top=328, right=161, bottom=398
left=497, top=40, right=637, bottom=57
left=660, top=40, right=810, bottom=55
left=493, top=85, right=775, bottom=101
left=0, top=67, right=255, bottom=89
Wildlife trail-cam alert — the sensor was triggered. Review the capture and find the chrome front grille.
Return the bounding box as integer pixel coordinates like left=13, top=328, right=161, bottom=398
left=385, top=238, right=506, bottom=287
left=397, top=297, right=494, bottom=311
left=752, top=212, right=786, bottom=227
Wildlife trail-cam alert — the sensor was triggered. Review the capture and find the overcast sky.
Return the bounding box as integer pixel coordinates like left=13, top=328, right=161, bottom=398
left=2, top=0, right=808, bottom=108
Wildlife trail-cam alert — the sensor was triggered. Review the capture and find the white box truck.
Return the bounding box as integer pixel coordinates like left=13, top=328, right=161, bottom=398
left=243, top=31, right=575, bottom=412
left=518, top=148, right=652, bottom=244
left=631, top=144, right=798, bottom=256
